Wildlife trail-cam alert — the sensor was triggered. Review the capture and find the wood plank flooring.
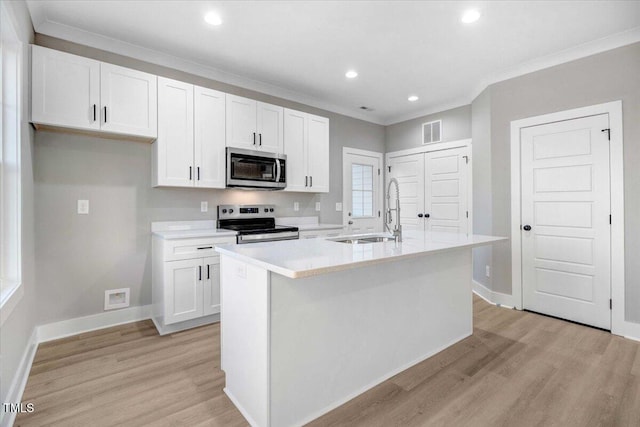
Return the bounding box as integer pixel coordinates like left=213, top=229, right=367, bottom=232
left=15, top=296, right=640, bottom=426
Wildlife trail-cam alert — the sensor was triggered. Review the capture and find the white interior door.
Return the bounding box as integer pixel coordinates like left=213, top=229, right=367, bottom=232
left=387, top=153, right=424, bottom=231
left=343, top=150, right=383, bottom=233
left=424, top=147, right=469, bottom=233
left=521, top=114, right=611, bottom=330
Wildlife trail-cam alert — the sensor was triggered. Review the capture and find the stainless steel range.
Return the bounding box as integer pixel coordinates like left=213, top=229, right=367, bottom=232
left=217, top=204, right=299, bottom=244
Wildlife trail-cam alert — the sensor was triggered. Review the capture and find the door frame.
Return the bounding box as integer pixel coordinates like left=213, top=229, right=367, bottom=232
left=342, top=147, right=384, bottom=230
left=385, top=138, right=473, bottom=234
left=510, top=101, right=625, bottom=336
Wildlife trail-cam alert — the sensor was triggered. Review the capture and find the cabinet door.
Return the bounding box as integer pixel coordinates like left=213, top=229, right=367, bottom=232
left=307, top=114, right=330, bottom=193
left=100, top=63, right=157, bottom=138
left=195, top=86, right=226, bottom=188
left=256, top=102, right=284, bottom=153
left=164, top=258, right=204, bottom=324
left=31, top=45, right=100, bottom=131
left=283, top=108, right=308, bottom=192
left=155, top=77, right=194, bottom=187
left=226, top=94, right=257, bottom=149
left=203, top=256, right=221, bottom=316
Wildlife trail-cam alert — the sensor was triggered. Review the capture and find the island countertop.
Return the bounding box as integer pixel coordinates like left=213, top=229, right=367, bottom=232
left=215, top=231, right=506, bottom=278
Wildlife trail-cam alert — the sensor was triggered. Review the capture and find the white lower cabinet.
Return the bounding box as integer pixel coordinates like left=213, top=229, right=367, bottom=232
left=152, top=235, right=234, bottom=334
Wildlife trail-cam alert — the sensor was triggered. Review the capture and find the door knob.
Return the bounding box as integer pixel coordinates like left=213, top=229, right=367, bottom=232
left=348, top=221, right=353, bottom=225
left=523, top=225, right=532, bottom=231
left=418, top=213, right=423, bottom=218
left=424, top=213, right=430, bottom=218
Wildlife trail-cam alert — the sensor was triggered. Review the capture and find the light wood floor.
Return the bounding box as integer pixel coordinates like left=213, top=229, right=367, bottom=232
left=15, top=296, right=640, bottom=427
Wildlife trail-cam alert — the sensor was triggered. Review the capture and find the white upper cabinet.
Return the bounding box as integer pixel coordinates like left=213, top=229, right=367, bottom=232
left=153, top=78, right=226, bottom=188
left=31, top=45, right=100, bottom=131
left=195, top=86, right=226, bottom=188
left=226, top=94, right=283, bottom=153
left=31, top=45, right=157, bottom=140
left=100, top=63, right=157, bottom=138
left=283, top=108, right=329, bottom=193
left=154, top=77, right=194, bottom=187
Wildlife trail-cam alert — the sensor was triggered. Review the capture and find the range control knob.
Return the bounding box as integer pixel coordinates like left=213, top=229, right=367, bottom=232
left=270, top=208, right=274, bottom=212
left=222, top=209, right=227, bottom=214
left=229, top=209, right=234, bottom=214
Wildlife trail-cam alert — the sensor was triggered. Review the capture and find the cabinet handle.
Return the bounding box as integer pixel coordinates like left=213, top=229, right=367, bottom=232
left=197, top=246, right=213, bottom=250
left=259, top=133, right=262, bottom=146
left=104, top=106, right=107, bottom=123
left=253, top=132, right=256, bottom=145
left=305, top=176, right=308, bottom=187
left=207, top=264, right=210, bottom=280
left=189, top=166, right=192, bottom=180
left=197, top=167, right=200, bottom=181
left=93, top=104, right=96, bottom=122
left=310, top=176, right=313, bottom=187
left=198, top=265, right=202, bottom=281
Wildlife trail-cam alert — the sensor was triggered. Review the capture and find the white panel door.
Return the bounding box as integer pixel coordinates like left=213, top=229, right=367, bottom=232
left=343, top=152, right=382, bottom=233
left=424, top=147, right=469, bottom=233
left=521, top=114, right=611, bottom=330
left=257, top=102, right=284, bottom=153
left=226, top=94, right=257, bottom=149
left=388, top=153, right=424, bottom=231
left=100, top=63, right=157, bottom=138
left=31, top=45, right=100, bottom=131
left=307, top=114, right=330, bottom=193
left=194, top=86, right=225, bottom=188
left=164, top=258, right=203, bottom=325
left=203, top=256, right=221, bottom=316
left=156, top=77, right=194, bottom=187
left=283, top=108, right=308, bottom=192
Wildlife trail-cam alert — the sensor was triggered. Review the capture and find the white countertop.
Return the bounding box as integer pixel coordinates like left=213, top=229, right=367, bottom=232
left=216, top=230, right=507, bottom=279
left=275, top=216, right=343, bottom=231
left=151, top=220, right=237, bottom=240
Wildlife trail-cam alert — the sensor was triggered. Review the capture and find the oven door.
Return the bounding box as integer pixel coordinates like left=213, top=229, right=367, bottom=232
left=226, top=147, right=286, bottom=190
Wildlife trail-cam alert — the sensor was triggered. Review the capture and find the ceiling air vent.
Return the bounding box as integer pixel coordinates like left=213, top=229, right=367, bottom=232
left=422, top=120, right=442, bottom=144
left=359, top=106, right=375, bottom=112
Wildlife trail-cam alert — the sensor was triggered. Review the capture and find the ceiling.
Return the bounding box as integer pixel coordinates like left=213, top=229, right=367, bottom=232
left=26, top=1, right=640, bottom=125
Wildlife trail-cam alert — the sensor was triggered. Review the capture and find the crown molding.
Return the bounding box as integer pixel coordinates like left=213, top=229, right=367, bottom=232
left=34, top=18, right=387, bottom=125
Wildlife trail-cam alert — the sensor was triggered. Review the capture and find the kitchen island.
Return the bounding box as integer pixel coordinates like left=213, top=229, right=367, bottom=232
left=216, top=231, right=506, bottom=427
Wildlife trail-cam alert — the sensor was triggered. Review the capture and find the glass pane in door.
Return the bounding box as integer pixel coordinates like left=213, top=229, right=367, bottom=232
left=352, top=164, right=374, bottom=217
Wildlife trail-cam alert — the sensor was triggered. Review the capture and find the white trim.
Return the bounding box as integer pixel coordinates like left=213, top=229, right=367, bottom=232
left=37, top=304, right=151, bottom=343
left=342, top=147, right=385, bottom=231
left=0, top=327, right=38, bottom=427
left=385, top=138, right=472, bottom=160
left=152, top=313, right=220, bottom=336
left=510, top=101, right=626, bottom=335
left=0, top=283, right=24, bottom=326
left=472, top=280, right=515, bottom=309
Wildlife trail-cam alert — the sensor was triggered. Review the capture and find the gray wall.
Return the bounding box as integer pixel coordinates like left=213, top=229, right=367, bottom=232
left=471, top=88, right=493, bottom=288
left=385, top=105, right=471, bottom=152
left=33, top=36, right=385, bottom=324
left=0, top=0, right=37, bottom=408
left=483, top=42, right=640, bottom=323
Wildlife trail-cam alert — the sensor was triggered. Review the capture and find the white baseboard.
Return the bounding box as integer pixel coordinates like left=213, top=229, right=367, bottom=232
left=0, top=327, right=38, bottom=427
left=623, top=320, right=640, bottom=342
left=152, top=313, right=220, bottom=336
left=37, top=304, right=152, bottom=343
left=472, top=280, right=516, bottom=309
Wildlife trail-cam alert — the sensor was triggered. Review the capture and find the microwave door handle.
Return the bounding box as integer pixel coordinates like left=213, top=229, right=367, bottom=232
left=275, top=159, right=281, bottom=183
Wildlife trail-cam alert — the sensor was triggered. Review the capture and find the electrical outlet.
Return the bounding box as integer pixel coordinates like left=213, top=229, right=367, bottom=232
left=294, top=202, right=300, bottom=211
left=315, top=202, right=321, bottom=212
left=201, top=201, right=208, bottom=212
left=336, top=202, right=343, bottom=212
left=77, top=199, right=89, bottom=215
left=486, top=265, right=491, bottom=278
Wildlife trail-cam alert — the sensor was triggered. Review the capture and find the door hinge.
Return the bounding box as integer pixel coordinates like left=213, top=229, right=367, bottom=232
left=463, top=155, right=469, bottom=164
left=378, top=210, right=381, bottom=217
left=610, top=299, right=612, bottom=310
left=601, top=128, right=611, bottom=141
left=609, top=214, right=612, bottom=225
left=378, top=168, right=380, bottom=176
left=466, top=211, right=469, bottom=218
left=388, top=166, right=391, bottom=173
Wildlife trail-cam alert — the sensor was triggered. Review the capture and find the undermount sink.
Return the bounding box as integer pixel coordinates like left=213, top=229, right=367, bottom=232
left=330, top=235, right=396, bottom=244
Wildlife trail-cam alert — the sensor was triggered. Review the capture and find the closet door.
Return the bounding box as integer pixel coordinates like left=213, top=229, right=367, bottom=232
left=387, top=153, right=425, bottom=231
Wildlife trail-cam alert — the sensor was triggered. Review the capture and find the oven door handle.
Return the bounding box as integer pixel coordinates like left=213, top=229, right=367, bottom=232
left=275, top=159, right=281, bottom=183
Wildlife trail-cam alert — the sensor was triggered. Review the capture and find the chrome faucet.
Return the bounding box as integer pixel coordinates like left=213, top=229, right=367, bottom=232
left=385, top=178, right=402, bottom=242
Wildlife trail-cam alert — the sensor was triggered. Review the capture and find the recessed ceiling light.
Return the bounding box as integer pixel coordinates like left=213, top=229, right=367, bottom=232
left=461, top=9, right=481, bottom=24
left=408, top=95, right=419, bottom=102
left=204, top=11, right=223, bottom=26
left=345, top=70, right=358, bottom=79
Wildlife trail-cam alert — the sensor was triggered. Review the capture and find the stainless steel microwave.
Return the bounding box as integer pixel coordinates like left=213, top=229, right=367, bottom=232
left=226, top=147, right=287, bottom=190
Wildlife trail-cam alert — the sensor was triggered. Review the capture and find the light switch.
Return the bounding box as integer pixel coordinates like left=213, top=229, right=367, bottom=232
left=77, top=199, right=89, bottom=215
left=294, top=202, right=300, bottom=212
left=336, top=202, right=343, bottom=212
left=201, top=201, right=208, bottom=213
left=315, top=202, right=321, bottom=212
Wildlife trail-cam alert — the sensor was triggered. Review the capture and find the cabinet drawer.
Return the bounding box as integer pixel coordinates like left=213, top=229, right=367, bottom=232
left=163, top=237, right=235, bottom=261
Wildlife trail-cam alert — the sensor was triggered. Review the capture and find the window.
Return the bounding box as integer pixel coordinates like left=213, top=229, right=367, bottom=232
left=351, top=164, right=374, bottom=217
left=1, top=2, right=23, bottom=316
